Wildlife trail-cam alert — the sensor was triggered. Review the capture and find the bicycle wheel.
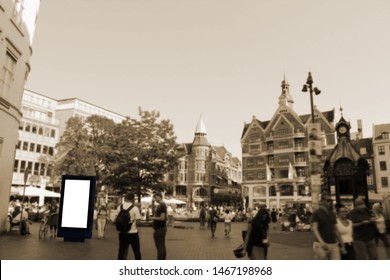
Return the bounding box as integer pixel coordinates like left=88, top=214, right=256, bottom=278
left=38, top=222, right=45, bottom=239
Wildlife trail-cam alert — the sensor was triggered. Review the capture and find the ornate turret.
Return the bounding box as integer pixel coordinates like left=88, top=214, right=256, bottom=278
left=278, top=75, right=294, bottom=108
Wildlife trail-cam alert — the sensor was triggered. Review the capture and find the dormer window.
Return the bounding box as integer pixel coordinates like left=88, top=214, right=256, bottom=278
left=382, top=132, right=389, bottom=139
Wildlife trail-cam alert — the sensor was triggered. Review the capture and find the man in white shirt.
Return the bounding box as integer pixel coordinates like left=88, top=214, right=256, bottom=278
left=115, top=193, right=142, bottom=260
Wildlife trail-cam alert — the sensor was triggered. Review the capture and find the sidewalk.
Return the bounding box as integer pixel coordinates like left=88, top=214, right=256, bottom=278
left=0, top=221, right=388, bottom=260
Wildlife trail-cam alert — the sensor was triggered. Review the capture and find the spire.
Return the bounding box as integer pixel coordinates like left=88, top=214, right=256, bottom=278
left=193, top=115, right=209, bottom=146
left=195, top=115, right=207, bottom=135
left=278, top=75, right=294, bottom=108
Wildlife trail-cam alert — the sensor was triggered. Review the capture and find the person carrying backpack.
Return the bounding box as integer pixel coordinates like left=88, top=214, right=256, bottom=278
left=115, top=192, right=142, bottom=260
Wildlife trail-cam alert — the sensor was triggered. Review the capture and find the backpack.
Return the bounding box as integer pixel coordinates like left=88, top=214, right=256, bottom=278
left=115, top=204, right=134, bottom=232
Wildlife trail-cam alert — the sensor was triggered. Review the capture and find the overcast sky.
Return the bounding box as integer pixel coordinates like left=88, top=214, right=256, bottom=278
left=26, top=0, right=390, bottom=157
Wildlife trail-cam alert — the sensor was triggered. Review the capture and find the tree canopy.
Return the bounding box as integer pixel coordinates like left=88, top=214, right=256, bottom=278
left=55, top=108, right=177, bottom=200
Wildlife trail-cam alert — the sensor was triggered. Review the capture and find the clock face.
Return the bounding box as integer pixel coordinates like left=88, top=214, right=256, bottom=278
left=338, top=126, right=347, bottom=134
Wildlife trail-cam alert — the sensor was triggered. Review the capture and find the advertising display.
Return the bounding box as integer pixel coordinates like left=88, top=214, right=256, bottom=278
left=57, top=175, right=96, bottom=242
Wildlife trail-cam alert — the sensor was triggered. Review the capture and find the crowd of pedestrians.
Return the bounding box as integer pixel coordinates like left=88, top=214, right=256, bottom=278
left=7, top=192, right=390, bottom=261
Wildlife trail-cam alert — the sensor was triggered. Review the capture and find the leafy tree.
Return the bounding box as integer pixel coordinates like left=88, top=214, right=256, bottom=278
left=106, top=108, right=177, bottom=201
left=55, top=115, right=116, bottom=188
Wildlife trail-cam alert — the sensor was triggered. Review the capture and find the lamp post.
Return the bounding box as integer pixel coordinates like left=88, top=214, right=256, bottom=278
left=302, top=72, right=322, bottom=210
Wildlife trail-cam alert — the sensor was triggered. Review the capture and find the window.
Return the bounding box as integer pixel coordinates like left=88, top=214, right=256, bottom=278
left=367, top=175, right=374, bottom=186
left=48, top=147, right=54, bottom=156
left=247, top=172, right=255, bottom=180
left=268, top=156, right=274, bottom=165
left=367, top=159, right=372, bottom=169
left=17, top=141, right=21, bottom=149
left=278, top=141, right=289, bottom=149
left=22, top=141, right=28, bottom=151
left=249, top=145, right=260, bottom=154
left=32, top=125, right=37, bottom=134
left=298, top=185, right=306, bottom=196
left=279, top=170, right=289, bottom=178
left=176, top=185, right=187, bottom=196
left=247, top=159, right=254, bottom=167
left=29, top=143, right=35, bottom=152
left=36, top=144, right=41, bottom=153
left=27, top=162, right=33, bottom=174
left=25, top=123, right=31, bottom=132
left=38, top=126, right=44, bottom=135
left=51, top=129, right=56, bottom=138
left=14, top=160, right=19, bottom=172
left=34, top=162, right=39, bottom=175
left=256, top=158, right=264, bottom=166
left=295, top=153, right=305, bottom=163
left=269, top=186, right=276, bottom=196
left=295, top=139, right=304, bottom=148
left=250, top=133, right=260, bottom=142
left=280, top=185, right=294, bottom=196
left=0, top=51, right=17, bottom=98
left=278, top=156, right=289, bottom=164
left=257, top=171, right=265, bottom=180
left=43, top=145, right=48, bottom=154
left=380, top=161, right=387, bottom=171
left=20, top=160, right=26, bottom=172
left=382, top=132, right=389, bottom=139
left=267, top=143, right=274, bottom=151
left=378, top=146, right=385, bottom=155
left=381, top=177, right=389, bottom=188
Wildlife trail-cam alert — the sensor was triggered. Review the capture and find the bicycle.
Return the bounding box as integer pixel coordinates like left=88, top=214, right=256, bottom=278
left=38, top=215, right=49, bottom=239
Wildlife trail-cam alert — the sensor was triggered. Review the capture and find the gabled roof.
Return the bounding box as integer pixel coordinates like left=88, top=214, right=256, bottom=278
left=241, top=109, right=334, bottom=140
left=351, top=138, right=373, bottom=155
left=373, top=124, right=390, bottom=140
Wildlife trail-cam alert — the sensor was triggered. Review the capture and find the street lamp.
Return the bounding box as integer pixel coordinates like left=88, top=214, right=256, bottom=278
left=302, top=72, right=321, bottom=123
left=302, top=72, right=322, bottom=210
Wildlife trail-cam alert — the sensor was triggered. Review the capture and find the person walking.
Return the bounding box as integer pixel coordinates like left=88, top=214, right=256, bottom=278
left=209, top=205, right=219, bottom=237
left=270, top=208, right=278, bottom=230
left=348, top=197, right=378, bottom=260
left=335, top=203, right=355, bottom=260
left=243, top=207, right=270, bottom=260
left=116, top=193, right=142, bottom=260
left=96, top=203, right=109, bottom=239
left=372, top=203, right=390, bottom=258
left=311, top=193, right=345, bottom=260
left=223, top=209, right=234, bottom=237
left=151, top=192, right=167, bottom=260
left=47, top=200, right=58, bottom=238
left=199, top=206, right=206, bottom=229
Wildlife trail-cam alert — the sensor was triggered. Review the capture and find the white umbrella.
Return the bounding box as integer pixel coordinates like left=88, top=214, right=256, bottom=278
left=11, top=186, right=60, bottom=198
left=165, top=198, right=186, bottom=205
left=140, top=196, right=186, bottom=205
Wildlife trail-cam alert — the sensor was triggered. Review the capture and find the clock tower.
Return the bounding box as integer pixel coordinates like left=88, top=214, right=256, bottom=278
left=324, top=114, right=369, bottom=207
left=335, top=116, right=351, bottom=140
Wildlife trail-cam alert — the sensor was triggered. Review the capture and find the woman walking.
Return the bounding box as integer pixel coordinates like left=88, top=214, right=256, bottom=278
left=97, top=203, right=109, bottom=239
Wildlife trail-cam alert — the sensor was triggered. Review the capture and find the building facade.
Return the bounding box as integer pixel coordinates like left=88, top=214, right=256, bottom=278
left=11, top=91, right=126, bottom=198
left=373, top=124, right=390, bottom=196
left=0, top=0, right=40, bottom=233
left=241, top=78, right=336, bottom=210
left=165, top=117, right=242, bottom=208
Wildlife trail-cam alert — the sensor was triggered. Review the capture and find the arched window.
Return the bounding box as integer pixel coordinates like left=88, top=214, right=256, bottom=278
left=195, top=188, right=208, bottom=197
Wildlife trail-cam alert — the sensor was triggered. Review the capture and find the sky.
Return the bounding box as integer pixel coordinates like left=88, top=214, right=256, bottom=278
left=26, top=0, right=390, bottom=158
